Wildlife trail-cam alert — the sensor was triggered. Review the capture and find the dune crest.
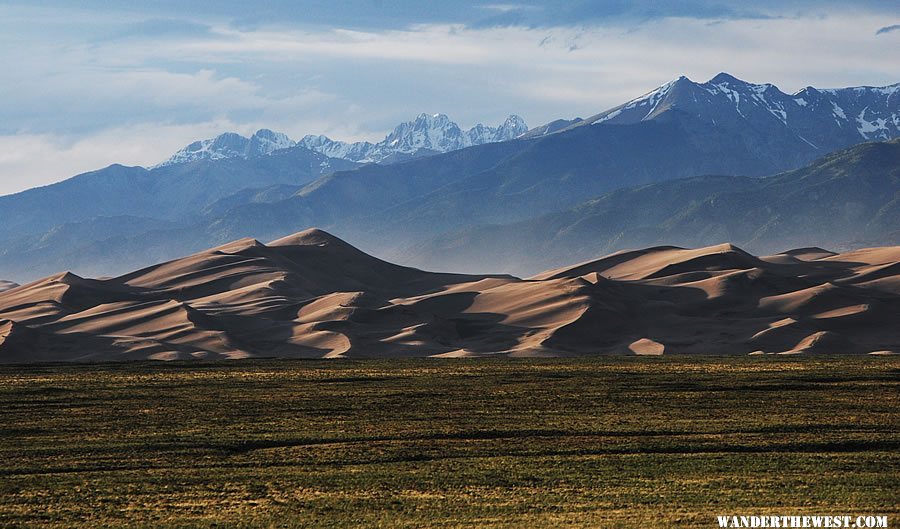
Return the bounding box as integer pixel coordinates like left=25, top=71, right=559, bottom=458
left=0, top=231, right=898, bottom=362
left=629, top=338, right=665, bottom=356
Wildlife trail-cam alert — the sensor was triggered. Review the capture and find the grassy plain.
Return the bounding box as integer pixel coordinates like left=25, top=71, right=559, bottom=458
left=1, top=357, right=897, bottom=528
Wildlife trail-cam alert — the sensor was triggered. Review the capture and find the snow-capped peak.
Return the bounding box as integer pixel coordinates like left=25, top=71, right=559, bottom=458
left=384, top=113, right=465, bottom=154
left=497, top=114, right=529, bottom=139
left=249, top=129, right=294, bottom=154
left=155, top=129, right=296, bottom=168
left=300, top=113, right=529, bottom=164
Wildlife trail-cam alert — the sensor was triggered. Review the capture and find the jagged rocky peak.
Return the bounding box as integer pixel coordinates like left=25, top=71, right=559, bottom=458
left=466, top=114, right=528, bottom=143
left=378, top=112, right=529, bottom=156
left=498, top=114, right=529, bottom=138
left=384, top=113, right=467, bottom=152
left=300, top=113, right=529, bottom=164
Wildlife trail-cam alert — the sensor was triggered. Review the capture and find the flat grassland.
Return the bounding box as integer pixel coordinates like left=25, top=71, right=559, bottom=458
left=1, top=357, right=897, bottom=528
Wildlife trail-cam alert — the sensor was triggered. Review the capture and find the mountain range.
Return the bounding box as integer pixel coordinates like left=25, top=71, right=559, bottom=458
left=299, top=113, right=529, bottom=163
left=0, top=148, right=359, bottom=247
left=553, top=73, right=899, bottom=145
left=1, top=228, right=897, bottom=362
left=0, top=73, right=897, bottom=282
left=157, top=113, right=529, bottom=167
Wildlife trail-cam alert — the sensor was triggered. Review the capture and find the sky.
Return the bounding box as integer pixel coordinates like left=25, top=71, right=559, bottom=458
left=0, top=0, right=898, bottom=195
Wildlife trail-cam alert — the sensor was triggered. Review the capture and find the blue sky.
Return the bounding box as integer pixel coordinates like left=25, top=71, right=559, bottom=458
left=0, top=0, right=898, bottom=194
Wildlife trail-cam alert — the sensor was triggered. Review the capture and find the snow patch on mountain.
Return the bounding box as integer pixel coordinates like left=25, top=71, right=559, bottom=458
left=856, top=108, right=890, bottom=137
left=831, top=102, right=847, bottom=120
left=614, top=77, right=682, bottom=119
left=873, top=84, right=900, bottom=96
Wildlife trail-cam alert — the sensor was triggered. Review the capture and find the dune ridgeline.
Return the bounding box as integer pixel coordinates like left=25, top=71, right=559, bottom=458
left=0, top=229, right=897, bottom=362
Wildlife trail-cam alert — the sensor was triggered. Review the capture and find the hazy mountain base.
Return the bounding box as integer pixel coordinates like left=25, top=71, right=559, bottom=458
left=0, top=147, right=359, bottom=252
left=405, top=139, right=900, bottom=275
left=1, top=357, right=896, bottom=528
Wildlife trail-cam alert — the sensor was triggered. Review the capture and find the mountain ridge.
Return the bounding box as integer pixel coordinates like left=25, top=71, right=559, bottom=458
left=155, top=113, right=529, bottom=167
left=545, top=73, right=899, bottom=150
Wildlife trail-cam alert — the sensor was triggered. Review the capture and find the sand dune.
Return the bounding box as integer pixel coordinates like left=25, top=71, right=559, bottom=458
left=1, top=230, right=898, bottom=362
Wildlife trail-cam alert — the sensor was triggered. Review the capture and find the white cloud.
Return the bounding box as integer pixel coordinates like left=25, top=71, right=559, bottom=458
left=78, top=15, right=899, bottom=111
left=156, top=25, right=494, bottom=65
left=477, top=4, right=538, bottom=13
